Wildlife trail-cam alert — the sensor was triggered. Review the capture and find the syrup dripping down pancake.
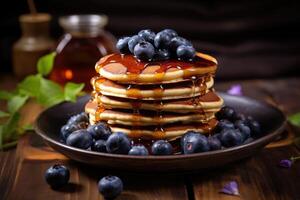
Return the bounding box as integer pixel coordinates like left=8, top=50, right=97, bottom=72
left=95, top=52, right=217, bottom=84
left=86, top=106, right=216, bottom=127
left=88, top=119, right=218, bottom=140
left=93, top=91, right=223, bottom=113
left=92, top=75, right=214, bottom=100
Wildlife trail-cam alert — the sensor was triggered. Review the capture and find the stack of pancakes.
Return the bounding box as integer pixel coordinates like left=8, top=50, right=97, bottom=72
left=85, top=52, right=223, bottom=141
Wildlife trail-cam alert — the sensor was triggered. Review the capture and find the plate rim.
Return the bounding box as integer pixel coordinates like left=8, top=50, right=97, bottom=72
left=34, top=93, right=287, bottom=160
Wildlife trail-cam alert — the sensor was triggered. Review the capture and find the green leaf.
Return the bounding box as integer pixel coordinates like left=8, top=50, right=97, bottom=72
left=21, top=124, right=34, bottom=132
left=37, top=52, right=56, bottom=76
left=2, top=112, right=20, bottom=141
left=7, top=95, right=29, bottom=114
left=288, top=112, right=300, bottom=127
left=37, top=78, right=64, bottom=107
left=64, top=82, right=85, bottom=102
left=18, top=74, right=41, bottom=97
left=0, top=90, right=14, bottom=100
left=0, top=111, right=10, bottom=118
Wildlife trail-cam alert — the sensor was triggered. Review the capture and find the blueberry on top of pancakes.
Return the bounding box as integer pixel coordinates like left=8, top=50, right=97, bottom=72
left=116, top=29, right=196, bottom=61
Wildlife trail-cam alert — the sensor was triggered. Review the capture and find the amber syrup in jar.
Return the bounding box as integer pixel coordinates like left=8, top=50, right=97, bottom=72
left=50, top=15, right=116, bottom=90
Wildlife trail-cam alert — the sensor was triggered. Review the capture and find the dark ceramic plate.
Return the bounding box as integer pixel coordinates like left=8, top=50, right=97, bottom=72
left=35, top=93, right=286, bottom=172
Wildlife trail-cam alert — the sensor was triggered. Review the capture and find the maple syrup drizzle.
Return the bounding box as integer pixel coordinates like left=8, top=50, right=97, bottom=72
left=96, top=54, right=216, bottom=79
left=95, top=104, right=105, bottom=122
left=92, top=54, right=219, bottom=145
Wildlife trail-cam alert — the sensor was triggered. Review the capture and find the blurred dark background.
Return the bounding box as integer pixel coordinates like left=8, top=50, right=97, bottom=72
left=1, top=0, right=300, bottom=80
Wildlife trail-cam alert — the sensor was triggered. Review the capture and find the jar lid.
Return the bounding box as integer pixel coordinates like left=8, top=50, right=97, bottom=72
left=59, top=14, right=108, bottom=34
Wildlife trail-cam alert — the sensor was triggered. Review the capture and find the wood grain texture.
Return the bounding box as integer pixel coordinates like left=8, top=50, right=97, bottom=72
left=1, top=75, right=300, bottom=200
left=7, top=134, right=188, bottom=200
left=191, top=78, right=300, bottom=200
left=0, top=150, right=16, bottom=200
left=191, top=146, right=300, bottom=200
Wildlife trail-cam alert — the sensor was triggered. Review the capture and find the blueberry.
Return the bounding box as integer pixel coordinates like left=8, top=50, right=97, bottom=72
left=247, top=119, right=261, bottom=136
left=138, top=29, right=156, bottom=43
left=215, top=119, right=235, bottom=133
left=235, top=113, right=246, bottom=121
left=116, top=37, right=130, bottom=54
left=215, top=106, right=237, bottom=121
left=128, top=35, right=144, bottom=53
left=128, top=145, right=149, bottom=156
left=234, top=119, right=247, bottom=127
left=154, top=31, right=172, bottom=49
left=98, top=175, right=123, bottom=199
left=220, top=129, right=243, bottom=147
left=134, top=41, right=155, bottom=61
left=208, top=136, right=222, bottom=150
left=176, top=45, right=195, bottom=60
left=91, top=139, right=107, bottom=153
left=153, top=49, right=171, bottom=61
left=151, top=140, right=173, bottom=155
left=162, top=29, right=178, bottom=38
left=67, top=112, right=89, bottom=125
left=181, top=131, right=210, bottom=154
left=60, top=123, right=81, bottom=141
left=45, top=164, right=70, bottom=189
left=235, top=122, right=251, bottom=141
left=66, top=129, right=93, bottom=149
left=169, top=36, right=192, bottom=52
left=87, top=122, right=112, bottom=140
left=106, top=132, right=131, bottom=154
left=213, top=133, right=222, bottom=140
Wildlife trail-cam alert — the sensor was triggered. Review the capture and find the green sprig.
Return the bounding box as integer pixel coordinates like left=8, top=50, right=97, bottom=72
left=288, top=112, right=300, bottom=127
left=0, top=52, right=85, bottom=150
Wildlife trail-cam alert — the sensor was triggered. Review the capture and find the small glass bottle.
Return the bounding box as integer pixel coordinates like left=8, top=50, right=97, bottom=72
left=50, top=15, right=116, bottom=90
left=12, top=13, right=55, bottom=78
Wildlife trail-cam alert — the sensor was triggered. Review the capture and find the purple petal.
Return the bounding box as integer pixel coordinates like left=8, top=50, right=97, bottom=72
left=227, top=84, right=242, bottom=96
left=279, top=159, right=292, bottom=168
left=220, top=181, right=240, bottom=196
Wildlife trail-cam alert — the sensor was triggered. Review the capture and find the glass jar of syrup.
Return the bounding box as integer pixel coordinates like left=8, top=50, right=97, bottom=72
left=50, top=15, right=116, bottom=90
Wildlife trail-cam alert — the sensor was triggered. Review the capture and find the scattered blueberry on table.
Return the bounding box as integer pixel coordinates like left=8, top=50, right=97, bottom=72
left=45, top=164, right=70, bottom=189
left=98, top=175, right=123, bottom=199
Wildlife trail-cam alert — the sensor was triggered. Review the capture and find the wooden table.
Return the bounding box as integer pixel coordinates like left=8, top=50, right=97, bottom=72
left=1, top=75, right=300, bottom=200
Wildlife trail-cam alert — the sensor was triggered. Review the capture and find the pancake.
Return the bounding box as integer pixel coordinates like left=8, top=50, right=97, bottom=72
left=94, top=91, right=223, bottom=113
left=87, top=50, right=222, bottom=141
left=105, top=119, right=218, bottom=140
left=95, top=52, right=217, bottom=84
left=86, top=107, right=216, bottom=126
left=92, top=76, right=214, bottom=100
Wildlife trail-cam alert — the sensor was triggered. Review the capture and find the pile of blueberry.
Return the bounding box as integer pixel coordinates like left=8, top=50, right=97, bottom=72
left=178, top=106, right=261, bottom=154
left=116, top=29, right=196, bottom=61
left=60, top=106, right=261, bottom=156
left=60, top=113, right=172, bottom=155
left=45, top=164, right=123, bottom=199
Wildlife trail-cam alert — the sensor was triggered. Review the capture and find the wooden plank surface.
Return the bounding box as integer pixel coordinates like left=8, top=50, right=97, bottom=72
left=7, top=134, right=188, bottom=200
left=192, top=77, right=300, bottom=200
left=1, top=75, right=300, bottom=200
left=192, top=145, right=300, bottom=200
